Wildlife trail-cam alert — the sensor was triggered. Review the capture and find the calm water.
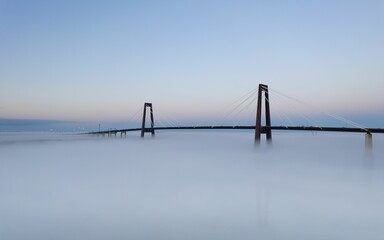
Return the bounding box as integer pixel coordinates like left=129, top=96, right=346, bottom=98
left=1, top=131, right=383, bottom=240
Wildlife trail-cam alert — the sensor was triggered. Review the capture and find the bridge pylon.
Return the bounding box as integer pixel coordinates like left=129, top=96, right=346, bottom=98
left=255, top=84, right=272, bottom=143
left=141, top=102, right=155, bottom=137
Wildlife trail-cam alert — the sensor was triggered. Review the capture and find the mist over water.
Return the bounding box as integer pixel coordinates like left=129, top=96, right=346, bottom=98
left=0, top=131, right=383, bottom=240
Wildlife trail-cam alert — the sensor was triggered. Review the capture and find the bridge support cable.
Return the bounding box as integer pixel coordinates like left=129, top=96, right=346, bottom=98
left=127, top=106, right=144, bottom=128
left=215, top=88, right=258, bottom=127
left=269, top=87, right=369, bottom=132
left=224, top=93, right=257, bottom=127
left=156, top=117, right=178, bottom=128
left=322, top=112, right=369, bottom=132
left=220, top=90, right=257, bottom=125
left=219, top=92, right=257, bottom=127
left=233, top=94, right=258, bottom=126
left=141, top=102, right=155, bottom=137
left=264, top=90, right=295, bottom=126
left=165, top=116, right=183, bottom=128
left=162, top=109, right=184, bottom=127
left=268, top=90, right=324, bottom=128
left=216, top=87, right=258, bottom=114
left=263, top=93, right=289, bottom=129
left=155, top=117, right=169, bottom=128
left=155, top=111, right=180, bottom=128
left=131, top=113, right=143, bottom=128
left=162, top=117, right=181, bottom=128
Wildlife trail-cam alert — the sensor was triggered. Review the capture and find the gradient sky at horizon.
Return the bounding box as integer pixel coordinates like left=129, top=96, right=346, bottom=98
left=0, top=0, right=383, bottom=125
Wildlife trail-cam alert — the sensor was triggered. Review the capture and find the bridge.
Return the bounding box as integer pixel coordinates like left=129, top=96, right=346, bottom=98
left=88, top=84, right=383, bottom=148
left=92, top=125, right=384, bottom=136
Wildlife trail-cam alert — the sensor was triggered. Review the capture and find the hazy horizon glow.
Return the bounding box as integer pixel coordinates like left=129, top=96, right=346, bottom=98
left=1, top=1, right=383, bottom=125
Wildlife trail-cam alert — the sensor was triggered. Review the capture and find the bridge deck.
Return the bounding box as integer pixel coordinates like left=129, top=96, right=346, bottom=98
left=88, top=126, right=384, bottom=135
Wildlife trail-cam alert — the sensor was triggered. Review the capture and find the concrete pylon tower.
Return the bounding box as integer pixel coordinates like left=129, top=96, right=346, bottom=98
left=255, top=84, right=272, bottom=143
left=141, top=102, right=155, bottom=137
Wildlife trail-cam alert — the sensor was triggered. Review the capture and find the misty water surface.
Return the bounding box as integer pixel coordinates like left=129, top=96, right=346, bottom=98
left=0, top=131, right=383, bottom=240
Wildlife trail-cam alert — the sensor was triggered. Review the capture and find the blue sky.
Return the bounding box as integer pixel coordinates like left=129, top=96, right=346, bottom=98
left=0, top=0, right=383, bottom=127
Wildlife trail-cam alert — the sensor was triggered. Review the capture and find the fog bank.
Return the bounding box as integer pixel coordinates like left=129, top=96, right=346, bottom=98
left=1, top=131, right=383, bottom=240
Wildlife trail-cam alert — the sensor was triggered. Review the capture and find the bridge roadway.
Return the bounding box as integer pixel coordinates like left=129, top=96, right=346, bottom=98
left=89, top=126, right=384, bottom=135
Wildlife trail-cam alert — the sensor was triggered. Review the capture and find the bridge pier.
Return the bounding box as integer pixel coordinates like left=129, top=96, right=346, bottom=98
left=365, top=132, right=372, bottom=151
left=108, top=131, right=117, bottom=137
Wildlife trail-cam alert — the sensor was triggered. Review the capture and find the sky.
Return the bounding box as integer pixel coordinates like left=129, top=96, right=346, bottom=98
left=0, top=0, right=383, bottom=128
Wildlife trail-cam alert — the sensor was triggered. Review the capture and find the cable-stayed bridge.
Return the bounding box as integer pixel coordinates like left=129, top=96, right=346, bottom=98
left=88, top=84, right=383, bottom=147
